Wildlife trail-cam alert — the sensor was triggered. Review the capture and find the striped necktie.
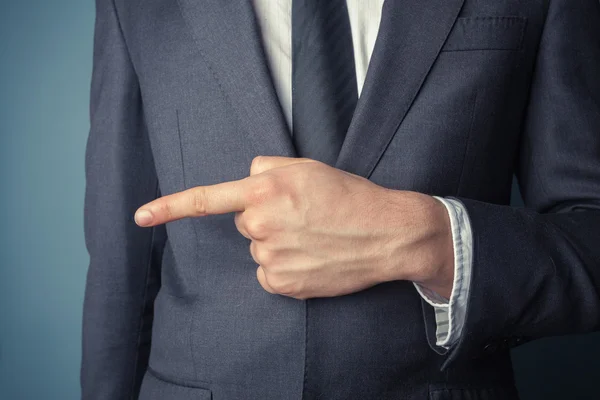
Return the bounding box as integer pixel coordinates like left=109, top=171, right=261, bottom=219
left=291, top=0, right=358, bottom=166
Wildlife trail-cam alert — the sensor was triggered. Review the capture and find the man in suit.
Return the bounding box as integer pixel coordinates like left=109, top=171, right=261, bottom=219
left=81, top=0, right=600, bottom=399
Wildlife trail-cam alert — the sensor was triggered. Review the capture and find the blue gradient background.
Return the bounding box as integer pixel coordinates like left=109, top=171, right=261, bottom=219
left=0, top=1, right=598, bottom=399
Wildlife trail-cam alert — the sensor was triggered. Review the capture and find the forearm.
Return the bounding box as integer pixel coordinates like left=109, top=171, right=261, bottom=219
left=435, top=198, right=600, bottom=368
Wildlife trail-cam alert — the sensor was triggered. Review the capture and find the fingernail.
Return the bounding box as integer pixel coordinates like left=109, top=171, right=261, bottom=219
left=135, top=210, right=153, bottom=226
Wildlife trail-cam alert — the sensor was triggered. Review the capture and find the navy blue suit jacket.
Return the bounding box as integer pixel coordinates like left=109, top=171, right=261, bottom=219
left=82, top=0, right=600, bottom=399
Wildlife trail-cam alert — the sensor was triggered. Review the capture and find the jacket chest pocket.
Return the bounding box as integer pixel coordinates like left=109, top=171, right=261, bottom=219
left=441, top=16, right=527, bottom=52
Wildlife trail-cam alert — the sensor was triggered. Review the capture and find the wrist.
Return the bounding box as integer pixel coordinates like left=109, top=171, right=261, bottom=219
left=414, top=195, right=455, bottom=299
left=380, top=191, right=455, bottom=298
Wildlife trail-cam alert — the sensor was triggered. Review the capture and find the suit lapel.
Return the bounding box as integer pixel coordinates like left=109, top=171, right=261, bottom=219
left=177, top=0, right=297, bottom=158
left=335, top=0, right=465, bottom=178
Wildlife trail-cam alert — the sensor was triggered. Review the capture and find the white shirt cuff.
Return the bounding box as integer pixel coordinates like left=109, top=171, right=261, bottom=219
left=413, top=196, right=473, bottom=349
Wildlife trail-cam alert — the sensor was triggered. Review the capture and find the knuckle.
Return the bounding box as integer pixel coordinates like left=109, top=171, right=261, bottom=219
left=235, top=212, right=251, bottom=238
left=249, top=241, right=257, bottom=260
left=279, top=189, right=299, bottom=211
left=247, top=175, right=280, bottom=204
left=269, top=277, right=299, bottom=297
left=254, top=244, right=274, bottom=266
left=193, top=187, right=208, bottom=215
left=234, top=212, right=243, bottom=228
left=256, top=266, right=276, bottom=293
left=250, top=156, right=267, bottom=175
left=162, top=201, right=174, bottom=220
left=245, top=218, right=269, bottom=239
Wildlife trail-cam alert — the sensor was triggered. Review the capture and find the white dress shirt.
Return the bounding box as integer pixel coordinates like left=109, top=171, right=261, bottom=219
left=251, top=0, right=472, bottom=348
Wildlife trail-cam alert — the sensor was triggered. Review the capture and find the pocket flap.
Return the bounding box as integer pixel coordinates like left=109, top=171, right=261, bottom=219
left=429, top=386, right=520, bottom=400
left=139, top=369, right=212, bottom=400
left=442, top=16, right=527, bottom=51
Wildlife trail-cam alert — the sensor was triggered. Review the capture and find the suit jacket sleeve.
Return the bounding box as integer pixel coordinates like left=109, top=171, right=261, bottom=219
left=427, top=0, right=600, bottom=370
left=81, top=0, right=166, bottom=397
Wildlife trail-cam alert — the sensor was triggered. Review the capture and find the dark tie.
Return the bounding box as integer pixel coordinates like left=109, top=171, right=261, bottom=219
left=291, top=0, right=358, bottom=166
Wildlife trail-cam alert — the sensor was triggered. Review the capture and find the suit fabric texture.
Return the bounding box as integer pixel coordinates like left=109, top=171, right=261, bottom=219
left=82, top=0, right=600, bottom=399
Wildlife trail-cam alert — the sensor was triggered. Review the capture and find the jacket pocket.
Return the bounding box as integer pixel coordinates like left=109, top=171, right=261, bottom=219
left=429, top=385, right=520, bottom=400
left=441, top=17, right=527, bottom=51
left=139, top=368, right=212, bottom=400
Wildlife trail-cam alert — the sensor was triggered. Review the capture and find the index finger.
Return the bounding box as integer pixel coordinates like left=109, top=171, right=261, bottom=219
left=134, top=178, right=250, bottom=226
